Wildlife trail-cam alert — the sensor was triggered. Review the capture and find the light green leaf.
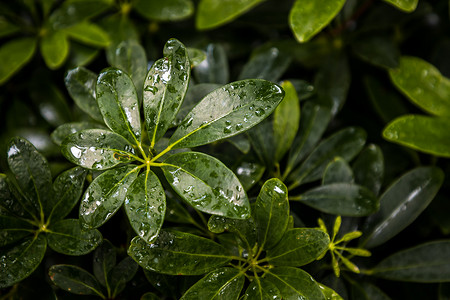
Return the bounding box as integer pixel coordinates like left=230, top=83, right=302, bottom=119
left=180, top=267, right=245, bottom=299
left=125, top=171, right=165, bottom=243
left=242, top=278, right=281, bottom=300
left=352, top=144, right=384, bottom=196
left=187, top=47, right=206, bottom=67
left=322, top=157, right=354, bottom=184
left=196, top=0, right=265, bottom=30
left=352, top=34, right=399, bottom=69
left=193, top=43, right=229, bottom=84
left=0, top=215, right=33, bottom=247
left=93, top=239, right=116, bottom=287
left=289, top=0, right=346, bottom=42
left=318, top=283, right=344, bottom=300
left=0, top=38, right=37, bottom=85
left=382, top=0, right=418, bottom=12
left=61, top=129, right=136, bottom=170
left=208, top=215, right=257, bottom=250
left=383, top=115, right=450, bottom=157
left=79, top=165, right=139, bottom=229
left=49, top=0, right=113, bottom=29
left=389, top=56, right=450, bottom=117
left=128, top=230, right=232, bottom=275
left=40, top=30, right=69, bottom=69
left=144, top=38, right=190, bottom=147
left=51, top=122, right=106, bottom=146
left=134, top=0, right=194, bottom=21
left=161, top=152, right=250, bottom=219
left=170, top=79, right=284, bottom=149
left=370, top=240, right=450, bottom=282
left=48, top=265, right=105, bottom=297
left=362, top=166, right=444, bottom=248
left=109, top=256, right=138, bottom=297
left=63, top=21, right=110, bottom=47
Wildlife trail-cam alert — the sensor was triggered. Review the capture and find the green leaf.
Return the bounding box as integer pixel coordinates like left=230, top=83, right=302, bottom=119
left=134, top=0, right=194, bottom=21
left=234, top=160, right=266, bottom=191
left=96, top=68, right=141, bottom=145
left=322, top=157, right=354, bottom=185
left=242, top=278, right=281, bottom=300
left=141, top=293, right=160, bottom=300
left=247, top=119, right=276, bottom=168
left=65, top=67, right=103, bottom=122
left=0, top=215, right=33, bottom=247
left=288, top=127, right=366, bottom=188
left=266, top=228, right=330, bottom=266
left=79, top=165, right=139, bottom=229
left=161, top=152, right=250, bottom=219
left=40, top=30, right=69, bottom=69
left=180, top=267, right=244, bottom=299
left=382, top=0, right=418, bottom=12
left=0, top=234, right=47, bottom=288
left=7, top=137, right=53, bottom=219
left=170, top=80, right=284, bottom=149
left=196, top=0, right=265, bottom=30
left=144, top=38, right=190, bottom=147
left=47, top=219, right=102, bottom=255
left=273, top=81, right=300, bottom=162
left=51, top=122, right=106, bottom=146
left=289, top=0, right=346, bottom=42
left=61, top=129, right=136, bottom=170
left=352, top=34, right=399, bottom=69
left=67, top=42, right=100, bottom=67
left=0, top=38, right=36, bottom=85
left=265, top=267, right=325, bottom=300
left=128, top=230, right=232, bottom=275
left=208, top=215, right=257, bottom=250
left=370, top=240, right=450, bottom=282
left=48, top=265, right=105, bottom=297
left=352, top=144, right=384, bottom=196
left=439, top=283, right=450, bottom=300
left=49, top=0, right=113, bottom=29
left=0, top=174, right=30, bottom=218
left=93, top=239, right=116, bottom=287
left=297, top=183, right=378, bottom=217
left=50, top=166, right=87, bottom=221
left=389, top=56, right=450, bottom=117
left=109, top=256, right=138, bottom=297
left=362, top=166, right=444, bottom=248
left=187, top=48, right=206, bottom=67
left=350, top=282, right=391, bottom=300
left=253, top=178, right=289, bottom=250
left=318, top=283, right=344, bottom=300
left=383, top=115, right=450, bottom=157
left=63, top=21, right=110, bottom=47
left=0, top=17, right=19, bottom=38
left=193, top=43, right=229, bottom=84
left=124, top=171, right=165, bottom=243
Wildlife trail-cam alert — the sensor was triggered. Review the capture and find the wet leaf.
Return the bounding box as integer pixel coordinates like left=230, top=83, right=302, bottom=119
left=0, top=234, right=47, bottom=288
left=170, top=79, right=284, bottom=149
left=322, top=157, right=354, bottom=185
left=318, top=283, right=344, bottom=300
left=352, top=145, right=384, bottom=196
left=208, top=215, right=257, bottom=250
left=247, top=119, right=276, bottom=168
left=352, top=34, right=399, bottom=69
left=96, top=68, right=141, bottom=145
left=253, top=178, right=289, bottom=250
left=193, top=43, right=229, bottom=84
left=0, top=37, right=36, bottom=85
left=289, top=0, right=346, bottom=42
left=297, top=183, right=378, bottom=217
left=0, top=215, right=33, bottom=247
left=234, top=160, right=266, bottom=190
left=47, top=219, right=102, bottom=255
left=362, top=166, right=444, bottom=248
left=135, top=0, right=194, bottom=21
left=79, top=165, right=139, bottom=229
left=49, top=0, right=113, bottom=29
left=40, top=30, right=69, bottom=69
left=266, top=228, right=330, bottom=266
left=61, top=129, right=136, bottom=170
left=125, top=171, right=166, bottom=243
left=109, top=256, right=138, bottom=297
left=161, top=152, right=250, bottom=219
left=128, top=230, right=232, bottom=275
left=0, top=174, right=29, bottom=218
left=144, top=38, right=190, bottom=147
left=383, top=115, right=450, bottom=157
left=382, top=0, right=418, bottom=12
left=62, top=21, right=110, bottom=47
left=93, top=239, right=116, bottom=287
left=48, top=265, right=105, bottom=297
left=180, top=267, right=244, bottom=299
left=242, top=277, right=282, bottom=300
left=51, top=122, right=106, bottom=146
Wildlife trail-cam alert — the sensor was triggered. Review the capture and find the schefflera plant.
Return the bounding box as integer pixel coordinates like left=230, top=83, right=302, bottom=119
left=59, top=38, right=285, bottom=244
left=129, top=178, right=340, bottom=299
left=0, top=137, right=102, bottom=288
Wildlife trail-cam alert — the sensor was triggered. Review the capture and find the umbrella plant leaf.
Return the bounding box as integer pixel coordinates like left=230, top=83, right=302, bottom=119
left=109, top=257, right=138, bottom=297
left=242, top=277, right=282, bottom=300
left=40, top=30, right=69, bottom=69
left=51, top=122, right=106, bottom=146
left=208, top=215, right=257, bottom=250
left=0, top=174, right=30, bottom=218
left=170, top=79, right=284, bottom=149
left=0, top=37, right=37, bottom=85
left=352, top=144, right=384, bottom=196
left=61, top=129, right=136, bottom=170
left=134, top=0, right=193, bottom=21
left=352, top=34, right=400, bottom=69
left=382, top=0, right=418, bottom=12
left=48, top=265, right=105, bottom=297
left=62, top=21, right=110, bottom=47
left=193, top=43, right=229, bottom=84
left=0, top=215, right=33, bottom=247
left=49, top=0, right=113, bottom=29
left=93, top=239, right=116, bottom=287
left=128, top=230, right=232, bottom=275
left=322, top=157, right=354, bottom=185
left=318, top=283, right=344, bottom=300
left=187, top=47, right=206, bottom=67
left=161, top=152, right=250, bottom=219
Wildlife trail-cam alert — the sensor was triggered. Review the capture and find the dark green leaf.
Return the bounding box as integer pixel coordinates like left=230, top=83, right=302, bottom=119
left=370, top=240, right=450, bottom=282
left=253, top=178, right=289, bottom=250
left=247, top=119, right=276, bottom=167
left=93, top=239, right=116, bottom=287
left=382, top=0, right=418, bottom=12
left=439, top=283, right=450, bottom=300
left=193, top=43, right=229, bottom=84
left=0, top=174, right=29, bottom=218
left=109, top=256, right=138, bottom=297
left=0, top=38, right=36, bottom=85
left=135, top=0, right=194, bottom=21
left=297, top=183, right=378, bottom=217
left=352, top=34, right=399, bottom=69
left=79, top=165, right=139, bottom=229
left=63, top=21, right=110, bottom=47
left=165, top=194, right=194, bottom=224
left=208, top=215, right=257, bottom=250
left=144, top=38, right=190, bottom=147
left=289, top=79, right=316, bottom=100
left=226, top=135, right=251, bottom=154
left=61, top=129, right=136, bottom=170
left=96, top=68, right=141, bottom=145
left=289, top=0, right=346, bottom=42
left=125, top=171, right=165, bottom=243
left=144, top=270, right=180, bottom=299
left=322, top=157, right=354, bottom=185
left=161, top=152, right=250, bottom=219
left=128, top=230, right=232, bottom=275
left=141, top=293, right=160, bottom=300
left=67, top=42, right=100, bottom=67
left=0, top=234, right=47, bottom=288
left=47, top=219, right=102, bottom=255
left=242, top=277, right=281, bottom=300
left=350, top=282, right=391, bottom=300
left=170, top=80, right=284, bottom=149
left=48, top=265, right=105, bottom=297
left=265, top=267, right=325, bottom=300
left=234, top=160, right=266, bottom=190
left=0, top=17, right=19, bottom=38
left=352, top=144, right=384, bottom=196
left=51, top=122, right=106, bottom=146
left=40, top=30, right=69, bottom=69
left=266, top=228, right=329, bottom=266
left=49, top=0, right=113, bottom=29
left=0, top=215, right=33, bottom=247
left=383, top=115, right=450, bottom=157
left=362, top=166, right=444, bottom=248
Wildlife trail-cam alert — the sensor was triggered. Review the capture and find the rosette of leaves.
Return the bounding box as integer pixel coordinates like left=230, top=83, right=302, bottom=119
left=129, top=178, right=341, bottom=299
left=58, top=38, right=284, bottom=245
left=0, top=137, right=102, bottom=288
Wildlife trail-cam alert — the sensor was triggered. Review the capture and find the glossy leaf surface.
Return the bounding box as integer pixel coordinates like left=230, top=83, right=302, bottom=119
left=234, top=160, right=266, bottom=191
left=193, top=43, right=229, bottom=84
left=322, top=157, right=354, bottom=185
left=63, top=21, right=110, bottom=47
left=243, top=278, right=281, bottom=300
left=383, top=0, right=418, bottom=12
left=208, top=215, right=257, bottom=250
left=61, top=129, right=136, bottom=170
left=319, top=283, right=344, bottom=300
left=48, top=265, right=105, bottom=297
left=40, top=30, right=69, bottom=69
left=125, top=171, right=165, bottom=243
left=0, top=38, right=36, bottom=85
left=51, top=122, right=105, bottom=146
left=0, top=215, right=33, bottom=247
left=352, top=34, right=399, bottom=69
left=135, top=0, right=193, bottom=21
left=128, top=230, right=231, bottom=275
left=162, top=152, right=249, bottom=219
left=170, top=79, right=284, bottom=148
left=352, top=145, right=384, bottom=196
left=0, top=175, right=29, bottom=218
left=93, top=239, right=116, bottom=287
left=49, top=0, right=113, bottom=29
